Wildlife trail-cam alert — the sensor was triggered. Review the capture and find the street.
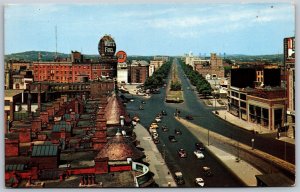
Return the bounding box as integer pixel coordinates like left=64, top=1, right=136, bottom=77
left=125, top=58, right=295, bottom=187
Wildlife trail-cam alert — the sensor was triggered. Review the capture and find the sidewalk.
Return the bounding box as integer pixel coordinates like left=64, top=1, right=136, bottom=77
left=213, top=109, right=295, bottom=145
left=134, top=123, right=177, bottom=187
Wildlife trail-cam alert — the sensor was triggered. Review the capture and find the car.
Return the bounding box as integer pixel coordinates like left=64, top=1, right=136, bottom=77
left=130, top=99, right=134, bottom=102
left=202, top=166, right=213, bottom=177
left=155, top=118, right=161, bottom=123
left=152, top=132, right=158, bottom=139
left=194, top=150, right=205, bottom=159
left=132, top=116, right=140, bottom=122
left=161, top=110, right=167, bottom=116
left=195, top=178, right=205, bottom=187
left=150, top=123, right=158, bottom=129
left=162, top=125, right=168, bottom=132
left=195, top=142, right=205, bottom=151
left=141, top=100, right=146, bottom=104
left=139, top=105, right=144, bottom=110
left=178, top=148, right=187, bottom=158
left=175, top=129, right=182, bottom=135
left=174, top=172, right=185, bottom=185
left=153, top=138, right=160, bottom=144
left=168, top=135, right=177, bottom=142
left=185, top=115, right=194, bottom=120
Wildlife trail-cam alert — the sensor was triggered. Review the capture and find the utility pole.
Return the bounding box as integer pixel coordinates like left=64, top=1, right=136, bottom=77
left=208, top=129, right=210, bottom=146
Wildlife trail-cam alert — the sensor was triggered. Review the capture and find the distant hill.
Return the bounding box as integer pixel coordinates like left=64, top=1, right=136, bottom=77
left=4, top=51, right=100, bottom=62
left=224, top=54, right=283, bottom=63
left=5, top=51, right=283, bottom=63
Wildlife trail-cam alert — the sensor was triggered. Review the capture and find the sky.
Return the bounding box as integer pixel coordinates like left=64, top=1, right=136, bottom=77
left=4, top=3, right=295, bottom=56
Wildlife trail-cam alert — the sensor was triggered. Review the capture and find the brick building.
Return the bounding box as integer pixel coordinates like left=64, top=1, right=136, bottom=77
left=228, top=66, right=286, bottom=132
left=194, top=53, right=224, bottom=79
left=129, top=60, right=149, bottom=84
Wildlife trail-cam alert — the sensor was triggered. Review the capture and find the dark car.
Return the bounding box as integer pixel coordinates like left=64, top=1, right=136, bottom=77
left=185, top=115, right=194, bottom=120
left=175, top=129, right=182, bottom=135
left=162, top=125, right=168, bottom=132
left=195, top=142, right=205, bottom=151
left=178, top=148, right=187, bottom=158
left=141, top=100, right=146, bottom=104
left=168, top=135, right=177, bottom=142
left=153, top=139, right=160, bottom=144
left=174, top=172, right=185, bottom=185
left=161, top=110, right=167, bottom=116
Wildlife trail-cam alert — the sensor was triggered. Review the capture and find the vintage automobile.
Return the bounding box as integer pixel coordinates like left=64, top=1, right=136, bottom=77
left=185, top=115, right=194, bottom=120
left=195, top=178, right=205, bottom=187
left=202, top=166, right=213, bottom=177
left=195, top=142, right=205, bottom=151
left=168, top=135, right=177, bottom=142
left=162, top=125, right=168, bottom=132
left=161, top=110, right=167, bottom=116
left=174, top=172, right=185, bottom=185
left=175, top=129, right=182, bottom=135
left=178, top=148, right=187, bottom=158
left=194, top=150, right=205, bottom=159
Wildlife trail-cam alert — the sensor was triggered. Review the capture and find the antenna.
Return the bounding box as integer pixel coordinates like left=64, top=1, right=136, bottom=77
left=55, top=25, right=58, bottom=59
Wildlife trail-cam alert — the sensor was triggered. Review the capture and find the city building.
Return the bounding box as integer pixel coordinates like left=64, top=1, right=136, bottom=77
left=194, top=53, right=225, bottom=79
left=33, top=35, right=118, bottom=83
left=228, top=66, right=286, bottom=132
left=283, top=37, right=295, bottom=138
left=117, top=62, right=128, bottom=84
left=129, top=60, right=149, bottom=84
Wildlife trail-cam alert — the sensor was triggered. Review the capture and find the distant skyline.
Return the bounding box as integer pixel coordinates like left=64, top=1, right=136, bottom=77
left=5, top=3, right=295, bottom=56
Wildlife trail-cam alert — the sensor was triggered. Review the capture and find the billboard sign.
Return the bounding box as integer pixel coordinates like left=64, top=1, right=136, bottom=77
left=98, top=35, right=116, bottom=57
left=116, top=50, right=127, bottom=63
left=284, top=37, right=295, bottom=64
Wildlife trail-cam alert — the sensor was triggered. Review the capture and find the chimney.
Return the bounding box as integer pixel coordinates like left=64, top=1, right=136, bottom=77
left=74, top=100, right=79, bottom=114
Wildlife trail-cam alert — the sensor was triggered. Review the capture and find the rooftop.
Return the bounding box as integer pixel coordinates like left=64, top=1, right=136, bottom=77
left=5, top=89, right=23, bottom=98
left=31, top=145, right=59, bottom=157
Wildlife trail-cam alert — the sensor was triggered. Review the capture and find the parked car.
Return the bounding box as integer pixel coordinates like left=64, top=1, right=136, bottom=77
left=161, top=110, right=167, bottom=116
left=195, top=142, right=205, bottom=151
left=174, top=172, right=185, bottom=185
left=175, top=129, right=182, bottom=135
left=155, top=118, right=161, bottom=123
left=195, top=178, right=205, bottom=187
left=132, top=116, right=140, bottom=122
left=152, top=132, right=159, bottom=139
left=168, top=135, right=177, bottom=142
left=153, top=138, right=160, bottom=144
left=150, top=123, right=158, bottom=129
left=178, top=148, right=187, bottom=158
left=193, top=150, right=205, bottom=159
left=185, top=115, right=194, bottom=120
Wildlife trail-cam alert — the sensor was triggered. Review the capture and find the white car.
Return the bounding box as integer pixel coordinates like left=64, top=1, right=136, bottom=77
left=195, top=178, right=205, bottom=187
left=194, top=150, right=205, bottom=159
left=155, top=118, right=161, bottom=123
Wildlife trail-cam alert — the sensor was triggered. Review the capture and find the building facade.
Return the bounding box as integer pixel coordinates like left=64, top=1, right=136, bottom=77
left=129, top=60, right=149, bottom=84
left=228, top=66, right=286, bottom=132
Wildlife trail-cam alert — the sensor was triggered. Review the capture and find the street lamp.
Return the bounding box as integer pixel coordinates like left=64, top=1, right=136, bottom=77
left=208, top=129, right=210, bottom=146
left=251, top=138, right=255, bottom=150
